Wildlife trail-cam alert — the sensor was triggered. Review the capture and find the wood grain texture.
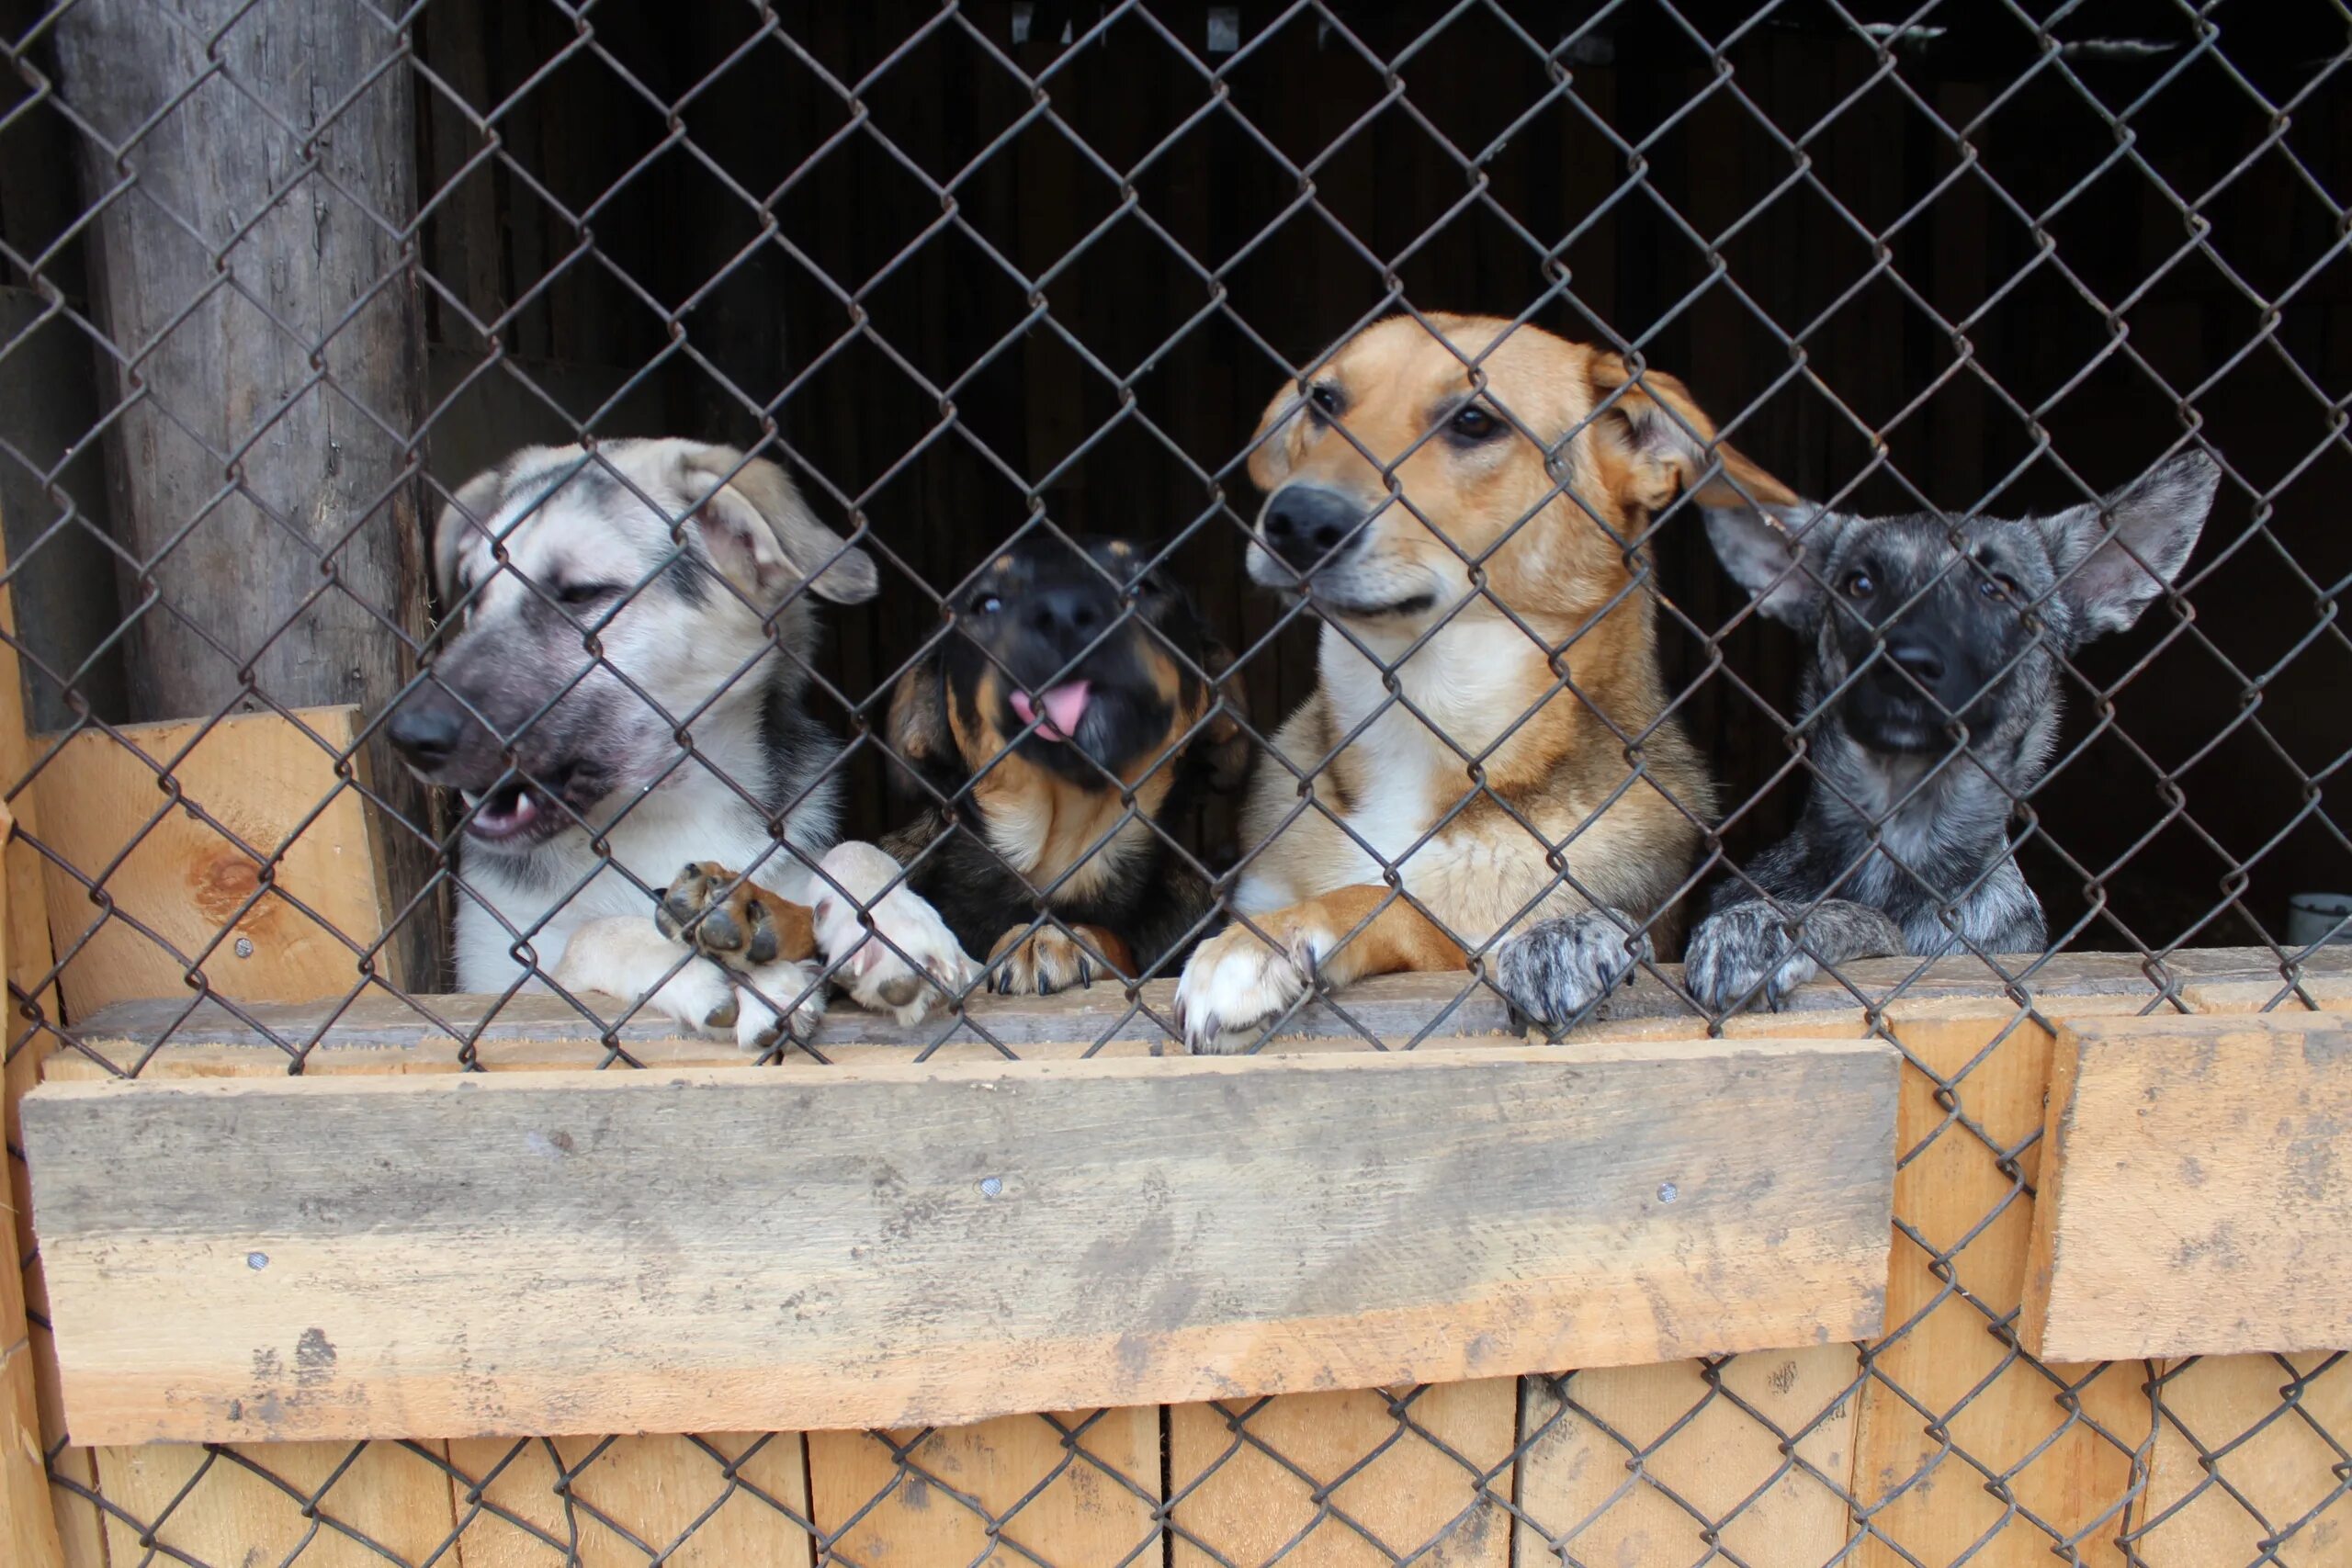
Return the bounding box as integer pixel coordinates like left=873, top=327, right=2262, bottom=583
left=2131, top=1352, right=2352, bottom=1564
left=0, top=879, right=65, bottom=1568
left=29, top=706, right=395, bottom=1021
left=447, top=1432, right=814, bottom=1568
left=2023, top=1012, right=2352, bottom=1362
left=23, top=1043, right=1897, bottom=1445
left=49, top=0, right=437, bottom=992
left=53, top=943, right=2352, bottom=1079
left=1168, top=1381, right=1516, bottom=1567
left=91, top=1438, right=458, bottom=1568
left=809, top=1409, right=1157, bottom=1567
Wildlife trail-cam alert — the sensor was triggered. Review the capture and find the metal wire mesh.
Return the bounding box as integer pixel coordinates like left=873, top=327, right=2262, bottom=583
left=2, top=0, right=2348, bottom=1563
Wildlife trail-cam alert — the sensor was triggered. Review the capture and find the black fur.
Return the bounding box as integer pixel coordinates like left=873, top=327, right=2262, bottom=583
left=880, top=534, right=1248, bottom=987
left=1686, top=451, right=2220, bottom=1010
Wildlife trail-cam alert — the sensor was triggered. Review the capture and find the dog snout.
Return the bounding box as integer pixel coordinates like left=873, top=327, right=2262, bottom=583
left=387, top=686, right=473, bottom=770
left=1883, top=637, right=1948, bottom=690
left=1023, top=583, right=1105, bottom=651
left=1261, top=484, right=1363, bottom=572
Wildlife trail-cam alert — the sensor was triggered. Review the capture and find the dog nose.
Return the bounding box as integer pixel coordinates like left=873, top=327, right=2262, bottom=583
left=1024, top=584, right=1103, bottom=644
left=1883, top=638, right=1948, bottom=688
left=387, top=690, right=467, bottom=767
left=1261, top=485, right=1362, bottom=570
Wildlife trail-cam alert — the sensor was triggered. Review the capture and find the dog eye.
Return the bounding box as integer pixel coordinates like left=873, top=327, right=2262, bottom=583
left=1842, top=570, right=1875, bottom=599
left=1306, top=384, right=1341, bottom=419
left=557, top=581, right=618, bottom=607
left=1980, top=573, right=2020, bottom=602
left=970, top=594, right=1002, bottom=616
left=1448, top=405, right=1499, bottom=443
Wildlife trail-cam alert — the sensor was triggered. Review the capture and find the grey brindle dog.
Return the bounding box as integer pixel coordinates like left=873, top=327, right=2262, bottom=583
left=1684, top=450, right=2219, bottom=1010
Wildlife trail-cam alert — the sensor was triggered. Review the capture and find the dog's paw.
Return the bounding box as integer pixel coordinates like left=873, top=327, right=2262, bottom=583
left=812, top=841, right=979, bottom=1025
left=1682, top=903, right=1817, bottom=1013
left=551, top=915, right=742, bottom=1036
left=1492, top=908, right=1650, bottom=1029
left=985, top=923, right=1130, bottom=996
left=657, top=862, right=817, bottom=971
left=1171, top=914, right=1329, bottom=1055
left=728, top=958, right=828, bottom=1054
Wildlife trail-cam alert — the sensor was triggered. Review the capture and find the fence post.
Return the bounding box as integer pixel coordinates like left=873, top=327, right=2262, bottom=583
left=49, top=0, right=438, bottom=989
left=0, top=798, right=65, bottom=1568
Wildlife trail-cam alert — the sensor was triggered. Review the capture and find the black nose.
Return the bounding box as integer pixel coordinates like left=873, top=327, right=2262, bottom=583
left=387, top=690, right=466, bottom=766
left=1883, top=637, right=1948, bottom=688
left=1023, top=584, right=1105, bottom=647
left=1261, top=485, right=1363, bottom=570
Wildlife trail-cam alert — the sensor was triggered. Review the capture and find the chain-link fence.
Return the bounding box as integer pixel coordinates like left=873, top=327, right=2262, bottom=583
left=2, top=0, right=2347, bottom=1563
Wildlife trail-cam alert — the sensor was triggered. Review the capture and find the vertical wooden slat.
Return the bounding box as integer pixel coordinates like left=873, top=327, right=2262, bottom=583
left=1169, top=1380, right=1516, bottom=1567
left=93, top=1439, right=457, bottom=1567
left=451, top=1432, right=815, bottom=1568
left=0, top=797, right=62, bottom=1568
left=809, top=1408, right=1159, bottom=1567
left=2132, top=1353, right=2352, bottom=1564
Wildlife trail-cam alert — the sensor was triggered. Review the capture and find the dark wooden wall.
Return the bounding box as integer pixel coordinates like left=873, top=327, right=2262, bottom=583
left=12, top=0, right=2328, bottom=957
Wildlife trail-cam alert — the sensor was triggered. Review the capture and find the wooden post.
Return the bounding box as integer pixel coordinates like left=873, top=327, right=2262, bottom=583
left=50, top=0, right=438, bottom=988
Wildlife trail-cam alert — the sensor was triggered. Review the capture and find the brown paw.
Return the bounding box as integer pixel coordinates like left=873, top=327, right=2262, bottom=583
left=985, top=923, right=1133, bottom=996
left=656, top=862, right=817, bottom=972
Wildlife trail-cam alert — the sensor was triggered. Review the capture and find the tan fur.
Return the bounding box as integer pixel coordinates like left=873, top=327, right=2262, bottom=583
left=1223, top=314, right=1785, bottom=968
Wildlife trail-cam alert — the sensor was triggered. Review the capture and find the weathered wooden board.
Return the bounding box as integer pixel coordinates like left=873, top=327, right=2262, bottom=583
left=24, top=1042, right=1897, bottom=1445
left=29, top=706, right=397, bottom=1020
left=2023, top=1012, right=2352, bottom=1363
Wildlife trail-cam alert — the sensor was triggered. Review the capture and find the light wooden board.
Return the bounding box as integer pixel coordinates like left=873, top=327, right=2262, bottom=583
left=1850, top=1005, right=2150, bottom=1568
left=2023, top=1012, right=2352, bottom=1362
left=28, top=705, right=395, bottom=1021
left=91, top=1436, right=457, bottom=1568
left=1167, top=1380, right=1516, bottom=1567
left=809, top=1408, right=1157, bottom=1567
left=24, top=1043, right=1897, bottom=1445
left=2132, top=1351, right=2352, bottom=1564
left=447, top=1431, right=814, bottom=1567
left=1, top=882, right=64, bottom=1568
left=51, top=943, right=2352, bottom=1078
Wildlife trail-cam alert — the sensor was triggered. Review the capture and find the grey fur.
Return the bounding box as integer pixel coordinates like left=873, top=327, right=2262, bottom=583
left=1492, top=908, right=1651, bottom=1026
left=1685, top=451, right=2220, bottom=1011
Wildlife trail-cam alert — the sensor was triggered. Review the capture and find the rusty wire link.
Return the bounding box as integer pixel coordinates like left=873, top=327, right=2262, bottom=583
left=0, top=0, right=2347, bottom=1563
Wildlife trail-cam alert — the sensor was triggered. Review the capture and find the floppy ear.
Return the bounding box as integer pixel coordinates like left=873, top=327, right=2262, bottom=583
left=430, top=462, right=517, bottom=605
left=883, top=650, right=958, bottom=795
left=1193, top=638, right=1254, bottom=795
left=1587, top=355, right=1796, bottom=514
left=679, top=445, right=880, bottom=605
left=1244, top=379, right=1309, bottom=494
left=2041, top=450, right=2218, bottom=642
left=1705, top=501, right=1853, bottom=629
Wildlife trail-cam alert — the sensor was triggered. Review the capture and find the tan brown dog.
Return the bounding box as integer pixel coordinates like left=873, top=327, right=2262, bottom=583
left=1173, top=314, right=1793, bottom=1050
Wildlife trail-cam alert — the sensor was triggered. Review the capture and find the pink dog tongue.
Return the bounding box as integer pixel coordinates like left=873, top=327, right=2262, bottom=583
left=1012, top=681, right=1091, bottom=741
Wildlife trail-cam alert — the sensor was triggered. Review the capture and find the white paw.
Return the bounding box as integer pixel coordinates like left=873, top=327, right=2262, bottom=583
left=1171, top=919, right=1328, bottom=1055
left=812, top=841, right=979, bottom=1025
left=729, top=959, right=828, bottom=1053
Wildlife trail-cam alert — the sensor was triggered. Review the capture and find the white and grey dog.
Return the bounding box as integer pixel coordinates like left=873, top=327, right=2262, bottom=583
left=388, top=438, right=977, bottom=1045
left=1685, top=450, right=2219, bottom=1010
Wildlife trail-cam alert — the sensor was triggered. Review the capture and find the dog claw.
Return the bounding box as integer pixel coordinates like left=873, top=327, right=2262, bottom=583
left=705, top=995, right=739, bottom=1031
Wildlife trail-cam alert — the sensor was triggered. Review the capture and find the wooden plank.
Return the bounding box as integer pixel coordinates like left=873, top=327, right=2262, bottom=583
left=0, top=803, right=64, bottom=1568
left=809, top=1409, right=1158, bottom=1567
left=91, top=1438, right=458, bottom=1568
left=53, top=944, right=2352, bottom=1078
left=447, top=1431, right=814, bottom=1567
left=1510, top=1347, right=1860, bottom=1567
left=24, top=1043, right=1897, bottom=1445
left=2023, top=1012, right=2352, bottom=1363
left=1167, top=1380, right=1516, bottom=1567
left=2132, top=1351, right=2352, bottom=1564
left=29, top=705, right=395, bottom=1020
left=1850, top=1005, right=2150, bottom=1568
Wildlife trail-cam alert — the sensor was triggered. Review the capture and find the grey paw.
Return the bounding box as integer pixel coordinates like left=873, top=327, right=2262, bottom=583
left=1493, top=909, right=1651, bottom=1028
left=1683, top=903, right=1818, bottom=1013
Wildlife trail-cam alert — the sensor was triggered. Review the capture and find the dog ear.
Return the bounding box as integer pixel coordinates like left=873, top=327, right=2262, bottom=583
left=884, top=650, right=955, bottom=790
left=1587, top=355, right=1796, bottom=515
left=1705, top=500, right=1852, bottom=628
left=679, top=445, right=880, bottom=605
left=1244, top=378, right=1310, bottom=494
left=431, top=462, right=518, bottom=605
left=1193, top=638, right=1254, bottom=794
left=2040, top=450, right=2218, bottom=642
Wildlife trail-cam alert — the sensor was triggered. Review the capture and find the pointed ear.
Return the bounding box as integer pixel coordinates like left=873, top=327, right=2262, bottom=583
left=1588, top=355, right=1796, bottom=514
left=2042, top=451, right=2218, bottom=641
left=1244, top=378, right=1309, bottom=493
left=679, top=445, right=879, bottom=605
left=1705, top=501, right=1851, bottom=628
left=1193, top=637, right=1254, bottom=795
left=431, top=461, right=519, bottom=604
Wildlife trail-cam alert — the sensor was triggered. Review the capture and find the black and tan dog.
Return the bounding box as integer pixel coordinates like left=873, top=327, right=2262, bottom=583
left=880, top=533, right=1249, bottom=993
